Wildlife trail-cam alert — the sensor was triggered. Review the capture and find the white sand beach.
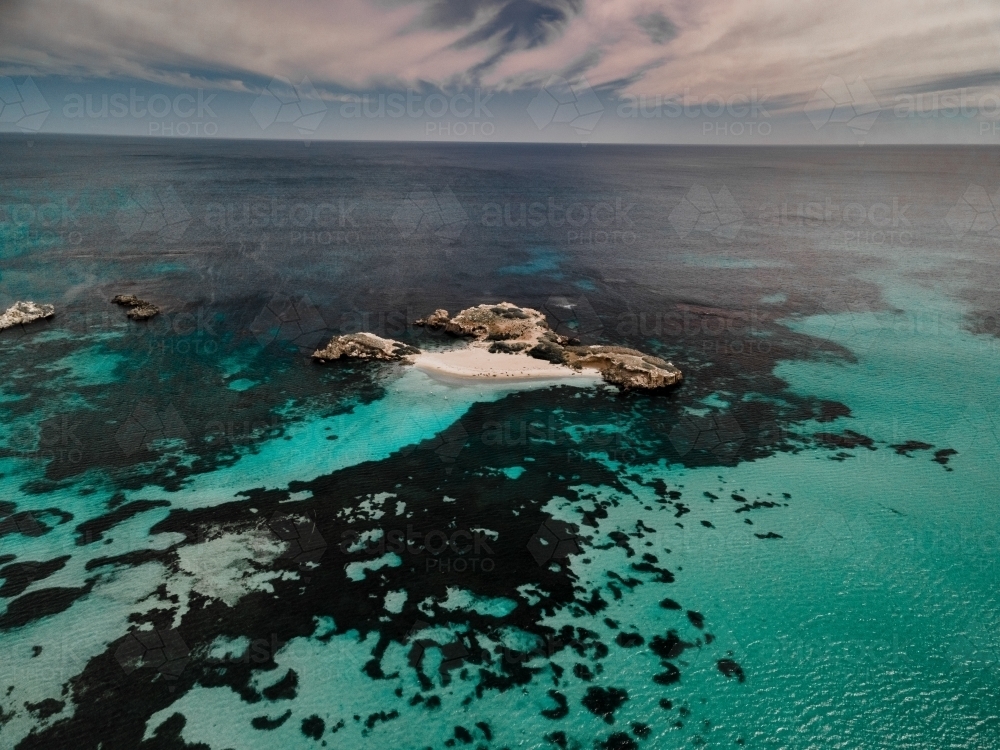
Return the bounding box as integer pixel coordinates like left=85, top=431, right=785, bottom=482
left=412, top=345, right=602, bottom=383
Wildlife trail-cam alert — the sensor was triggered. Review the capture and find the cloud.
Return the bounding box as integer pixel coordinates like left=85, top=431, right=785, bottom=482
left=422, top=0, right=584, bottom=76
left=0, top=0, right=486, bottom=90
left=635, top=11, right=677, bottom=45
left=0, top=0, right=997, bottom=118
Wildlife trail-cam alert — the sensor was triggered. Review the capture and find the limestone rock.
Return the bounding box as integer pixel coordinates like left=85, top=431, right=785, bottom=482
left=0, top=301, right=55, bottom=331
left=444, top=303, right=546, bottom=341
left=414, top=309, right=451, bottom=329
left=567, top=345, right=683, bottom=390
left=112, top=294, right=160, bottom=321
left=312, top=332, right=420, bottom=362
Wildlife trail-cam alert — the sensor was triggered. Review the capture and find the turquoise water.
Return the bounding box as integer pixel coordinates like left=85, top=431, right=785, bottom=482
left=74, top=270, right=1000, bottom=747
left=0, top=140, right=998, bottom=749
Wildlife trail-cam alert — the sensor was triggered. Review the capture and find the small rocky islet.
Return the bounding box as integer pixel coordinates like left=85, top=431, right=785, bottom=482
left=0, top=301, right=55, bottom=331
left=312, top=331, right=420, bottom=362
left=312, top=302, right=683, bottom=391
left=110, top=294, right=160, bottom=320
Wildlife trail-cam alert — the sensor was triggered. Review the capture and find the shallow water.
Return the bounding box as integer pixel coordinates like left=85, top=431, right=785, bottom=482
left=0, top=137, right=998, bottom=749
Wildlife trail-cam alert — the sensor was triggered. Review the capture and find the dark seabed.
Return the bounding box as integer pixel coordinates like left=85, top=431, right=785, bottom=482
left=1, top=137, right=999, bottom=748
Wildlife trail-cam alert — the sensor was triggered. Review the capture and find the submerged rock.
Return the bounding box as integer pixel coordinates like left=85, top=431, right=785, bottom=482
left=111, top=294, right=160, bottom=321
left=0, top=301, right=55, bottom=331
left=312, top=332, right=420, bottom=362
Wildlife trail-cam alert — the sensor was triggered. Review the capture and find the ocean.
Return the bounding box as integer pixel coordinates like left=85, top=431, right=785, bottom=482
left=0, top=136, right=998, bottom=749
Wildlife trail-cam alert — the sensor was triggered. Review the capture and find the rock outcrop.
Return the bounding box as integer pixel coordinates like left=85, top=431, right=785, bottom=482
left=444, top=303, right=543, bottom=341
left=312, top=332, right=420, bottom=362
left=0, top=301, right=55, bottom=331
left=563, top=345, right=683, bottom=390
left=414, top=309, right=450, bottom=329
left=413, top=303, right=683, bottom=391
left=111, top=295, right=160, bottom=320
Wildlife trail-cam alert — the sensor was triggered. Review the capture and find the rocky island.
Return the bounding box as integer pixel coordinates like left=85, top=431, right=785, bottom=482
left=0, top=301, right=55, bottom=331
left=313, top=303, right=682, bottom=391
left=312, top=331, right=420, bottom=362
left=111, top=294, right=160, bottom=320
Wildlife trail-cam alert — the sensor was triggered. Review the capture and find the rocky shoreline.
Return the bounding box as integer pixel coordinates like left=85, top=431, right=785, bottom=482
left=314, top=302, right=682, bottom=391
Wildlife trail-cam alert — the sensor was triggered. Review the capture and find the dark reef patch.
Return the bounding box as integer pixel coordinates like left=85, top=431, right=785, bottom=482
left=650, top=631, right=693, bottom=661
left=653, top=663, right=681, bottom=685
left=75, top=500, right=171, bottom=545
left=600, top=731, right=638, bottom=750
left=814, top=430, right=876, bottom=452
left=582, top=686, right=629, bottom=724
left=0, top=556, right=71, bottom=598
left=686, top=610, right=704, bottom=629
left=4, top=309, right=830, bottom=748
left=251, top=710, right=291, bottom=730
left=541, top=690, right=569, bottom=719
left=0, top=583, right=94, bottom=630
left=261, top=669, right=298, bottom=701
left=933, top=448, right=958, bottom=470
left=300, top=714, right=324, bottom=739
left=615, top=632, right=645, bottom=648
left=24, top=699, right=64, bottom=720
left=717, top=658, right=746, bottom=682
left=889, top=441, right=933, bottom=456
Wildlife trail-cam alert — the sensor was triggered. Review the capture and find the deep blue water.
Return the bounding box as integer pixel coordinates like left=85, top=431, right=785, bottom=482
left=1, top=137, right=999, bottom=748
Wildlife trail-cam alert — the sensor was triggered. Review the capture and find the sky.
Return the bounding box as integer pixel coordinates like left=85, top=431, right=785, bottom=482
left=0, top=0, right=999, bottom=144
